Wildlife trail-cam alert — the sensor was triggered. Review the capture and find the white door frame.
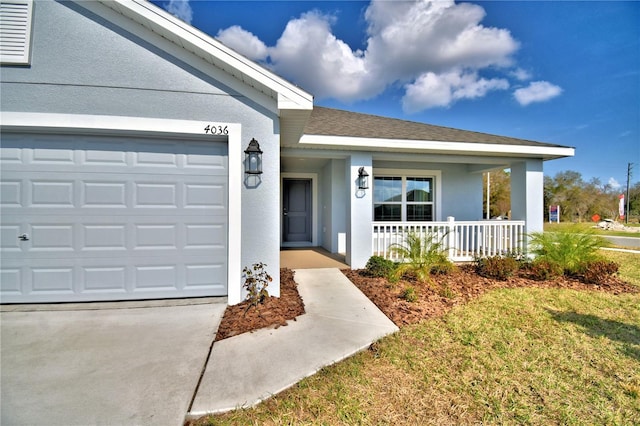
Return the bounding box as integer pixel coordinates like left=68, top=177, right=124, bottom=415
left=280, top=172, right=317, bottom=247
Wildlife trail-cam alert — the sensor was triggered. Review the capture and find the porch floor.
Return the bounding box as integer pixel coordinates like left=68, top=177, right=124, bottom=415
left=280, top=247, right=350, bottom=269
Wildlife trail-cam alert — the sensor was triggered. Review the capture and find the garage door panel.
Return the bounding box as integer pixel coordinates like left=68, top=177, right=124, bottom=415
left=1, top=134, right=228, bottom=303
left=82, top=181, right=128, bottom=207
left=185, top=263, right=226, bottom=289
left=82, top=224, right=127, bottom=251
left=82, top=266, right=127, bottom=292
left=1, top=268, right=22, bottom=293
left=0, top=180, right=22, bottom=206
left=32, top=267, right=75, bottom=293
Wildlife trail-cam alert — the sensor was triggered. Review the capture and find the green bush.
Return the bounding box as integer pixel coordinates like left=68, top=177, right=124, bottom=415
left=475, top=255, right=519, bottom=280
left=526, top=259, right=563, bottom=281
left=577, top=260, right=619, bottom=284
left=363, top=256, right=396, bottom=278
left=402, top=286, right=418, bottom=303
left=431, top=261, right=457, bottom=276
left=390, top=231, right=453, bottom=283
left=528, top=228, right=608, bottom=275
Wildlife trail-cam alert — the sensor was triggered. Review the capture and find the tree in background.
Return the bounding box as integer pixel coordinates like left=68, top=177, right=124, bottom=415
left=629, top=181, right=640, bottom=218
left=544, top=171, right=638, bottom=223
left=483, top=170, right=511, bottom=218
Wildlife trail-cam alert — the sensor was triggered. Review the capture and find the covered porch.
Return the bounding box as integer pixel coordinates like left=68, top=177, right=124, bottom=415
left=279, top=108, right=573, bottom=270
left=280, top=151, right=537, bottom=268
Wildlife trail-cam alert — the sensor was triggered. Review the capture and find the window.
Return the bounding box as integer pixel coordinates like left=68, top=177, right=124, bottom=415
left=0, top=0, right=33, bottom=65
left=374, top=175, right=434, bottom=222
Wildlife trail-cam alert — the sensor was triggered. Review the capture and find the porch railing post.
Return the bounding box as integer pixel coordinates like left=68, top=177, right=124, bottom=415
left=447, top=216, right=456, bottom=259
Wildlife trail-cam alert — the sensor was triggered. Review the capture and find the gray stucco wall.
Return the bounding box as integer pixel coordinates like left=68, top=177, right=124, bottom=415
left=440, top=165, right=483, bottom=220
left=1, top=0, right=282, bottom=297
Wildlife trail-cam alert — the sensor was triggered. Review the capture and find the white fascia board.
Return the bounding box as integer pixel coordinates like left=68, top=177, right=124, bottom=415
left=100, top=0, right=312, bottom=112
left=0, top=111, right=223, bottom=138
left=299, top=134, right=576, bottom=159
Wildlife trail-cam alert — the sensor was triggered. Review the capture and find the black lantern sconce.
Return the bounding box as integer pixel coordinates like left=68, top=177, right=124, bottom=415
left=244, top=138, right=263, bottom=175
left=357, top=166, right=369, bottom=190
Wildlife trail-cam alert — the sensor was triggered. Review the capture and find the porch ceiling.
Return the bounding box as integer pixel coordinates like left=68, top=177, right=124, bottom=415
left=281, top=156, right=330, bottom=172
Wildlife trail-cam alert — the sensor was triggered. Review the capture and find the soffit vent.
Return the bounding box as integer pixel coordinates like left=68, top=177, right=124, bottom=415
left=0, top=0, right=33, bottom=65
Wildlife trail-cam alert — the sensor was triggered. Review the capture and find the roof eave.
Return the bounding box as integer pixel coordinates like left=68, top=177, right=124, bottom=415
left=297, top=134, right=576, bottom=160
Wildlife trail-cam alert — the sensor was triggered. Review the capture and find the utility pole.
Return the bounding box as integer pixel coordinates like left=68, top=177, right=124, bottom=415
left=626, top=163, right=633, bottom=224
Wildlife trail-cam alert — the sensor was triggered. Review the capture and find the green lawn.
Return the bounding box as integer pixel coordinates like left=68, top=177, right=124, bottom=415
left=201, top=252, right=640, bottom=425
left=602, top=250, right=640, bottom=287
left=545, top=222, right=640, bottom=238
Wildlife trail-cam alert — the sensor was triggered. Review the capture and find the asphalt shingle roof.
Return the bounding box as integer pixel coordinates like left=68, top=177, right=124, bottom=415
left=304, top=107, right=569, bottom=149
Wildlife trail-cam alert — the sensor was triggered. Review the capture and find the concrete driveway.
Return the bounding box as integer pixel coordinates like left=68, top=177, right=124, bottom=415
left=1, top=300, right=225, bottom=426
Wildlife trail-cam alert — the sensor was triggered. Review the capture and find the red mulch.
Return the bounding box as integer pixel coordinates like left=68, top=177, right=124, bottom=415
left=214, top=268, right=305, bottom=341
left=343, top=264, right=638, bottom=327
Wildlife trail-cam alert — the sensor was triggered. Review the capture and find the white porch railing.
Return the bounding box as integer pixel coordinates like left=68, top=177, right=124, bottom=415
left=372, top=217, right=526, bottom=262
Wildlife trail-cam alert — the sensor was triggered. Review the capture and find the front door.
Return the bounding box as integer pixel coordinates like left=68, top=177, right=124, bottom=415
left=283, top=179, right=311, bottom=243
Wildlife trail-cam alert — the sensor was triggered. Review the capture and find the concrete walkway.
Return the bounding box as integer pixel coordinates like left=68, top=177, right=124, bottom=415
left=189, top=268, right=399, bottom=417
left=1, top=301, right=226, bottom=426
left=1, top=269, right=397, bottom=424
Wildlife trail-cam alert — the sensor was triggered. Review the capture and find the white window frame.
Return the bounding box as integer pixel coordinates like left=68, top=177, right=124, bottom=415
left=0, top=0, right=34, bottom=65
left=373, top=168, right=442, bottom=222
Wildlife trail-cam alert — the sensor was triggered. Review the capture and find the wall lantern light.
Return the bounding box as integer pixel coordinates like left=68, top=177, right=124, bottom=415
left=357, top=166, right=369, bottom=190
left=244, top=138, right=263, bottom=175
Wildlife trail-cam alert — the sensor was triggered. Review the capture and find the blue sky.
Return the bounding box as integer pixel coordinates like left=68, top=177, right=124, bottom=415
left=153, top=0, right=640, bottom=188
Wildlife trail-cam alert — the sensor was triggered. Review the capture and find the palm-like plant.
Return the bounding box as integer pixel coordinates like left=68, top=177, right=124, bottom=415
left=390, top=231, right=451, bottom=283
left=528, top=227, right=608, bottom=275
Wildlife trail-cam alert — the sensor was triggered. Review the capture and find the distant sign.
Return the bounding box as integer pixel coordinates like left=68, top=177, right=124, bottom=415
left=619, top=194, right=625, bottom=219
left=549, top=205, right=560, bottom=223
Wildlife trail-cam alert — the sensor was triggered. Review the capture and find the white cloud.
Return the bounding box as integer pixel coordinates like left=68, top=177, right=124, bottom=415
left=217, top=26, right=268, bottom=61
left=510, top=67, right=532, bottom=81
left=164, top=0, right=192, bottom=24
left=268, top=11, right=371, bottom=100
left=608, top=177, right=621, bottom=189
left=513, top=81, right=563, bottom=106
left=402, top=70, right=509, bottom=112
left=209, top=0, right=530, bottom=110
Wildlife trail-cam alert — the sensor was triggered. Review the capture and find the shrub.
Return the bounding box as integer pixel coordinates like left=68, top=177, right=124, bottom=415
left=431, top=261, right=457, bottom=276
left=363, top=255, right=396, bottom=278
left=528, top=228, right=608, bottom=275
left=242, top=262, right=272, bottom=308
left=578, top=260, right=619, bottom=284
left=402, top=286, right=418, bottom=303
left=527, top=259, right=563, bottom=281
left=475, top=255, right=519, bottom=280
left=390, top=231, right=453, bottom=283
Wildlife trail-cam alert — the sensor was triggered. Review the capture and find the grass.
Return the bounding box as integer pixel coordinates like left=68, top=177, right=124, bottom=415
left=200, top=256, right=640, bottom=425
left=545, top=222, right=640, bottom=238
left=601, top=250, right=640, bottom=287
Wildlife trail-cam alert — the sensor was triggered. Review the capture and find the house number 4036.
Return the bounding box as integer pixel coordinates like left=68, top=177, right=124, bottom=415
left=204, top=124, right=228, bottom=135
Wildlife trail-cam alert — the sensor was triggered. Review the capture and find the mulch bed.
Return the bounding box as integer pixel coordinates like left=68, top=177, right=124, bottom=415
left=214, top=265, right=637, bottom=341
left=343, top=264, right=639, bottom=327
left=214, top=268, right=305, bottom=341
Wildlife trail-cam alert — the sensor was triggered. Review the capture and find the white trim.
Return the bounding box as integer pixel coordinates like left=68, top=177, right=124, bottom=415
left=374, top=168, right=442, bottom=221
left=0, top=112, right=242, bottom=305
left=280, top=173, right=318, bottom=247
left=300, top=134, right=575, bottom=159
left=98, top=0, right=313, bottom=111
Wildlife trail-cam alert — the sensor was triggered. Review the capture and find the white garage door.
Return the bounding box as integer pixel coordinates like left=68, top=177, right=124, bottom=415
left=0, top=133, right=228, bottom=303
